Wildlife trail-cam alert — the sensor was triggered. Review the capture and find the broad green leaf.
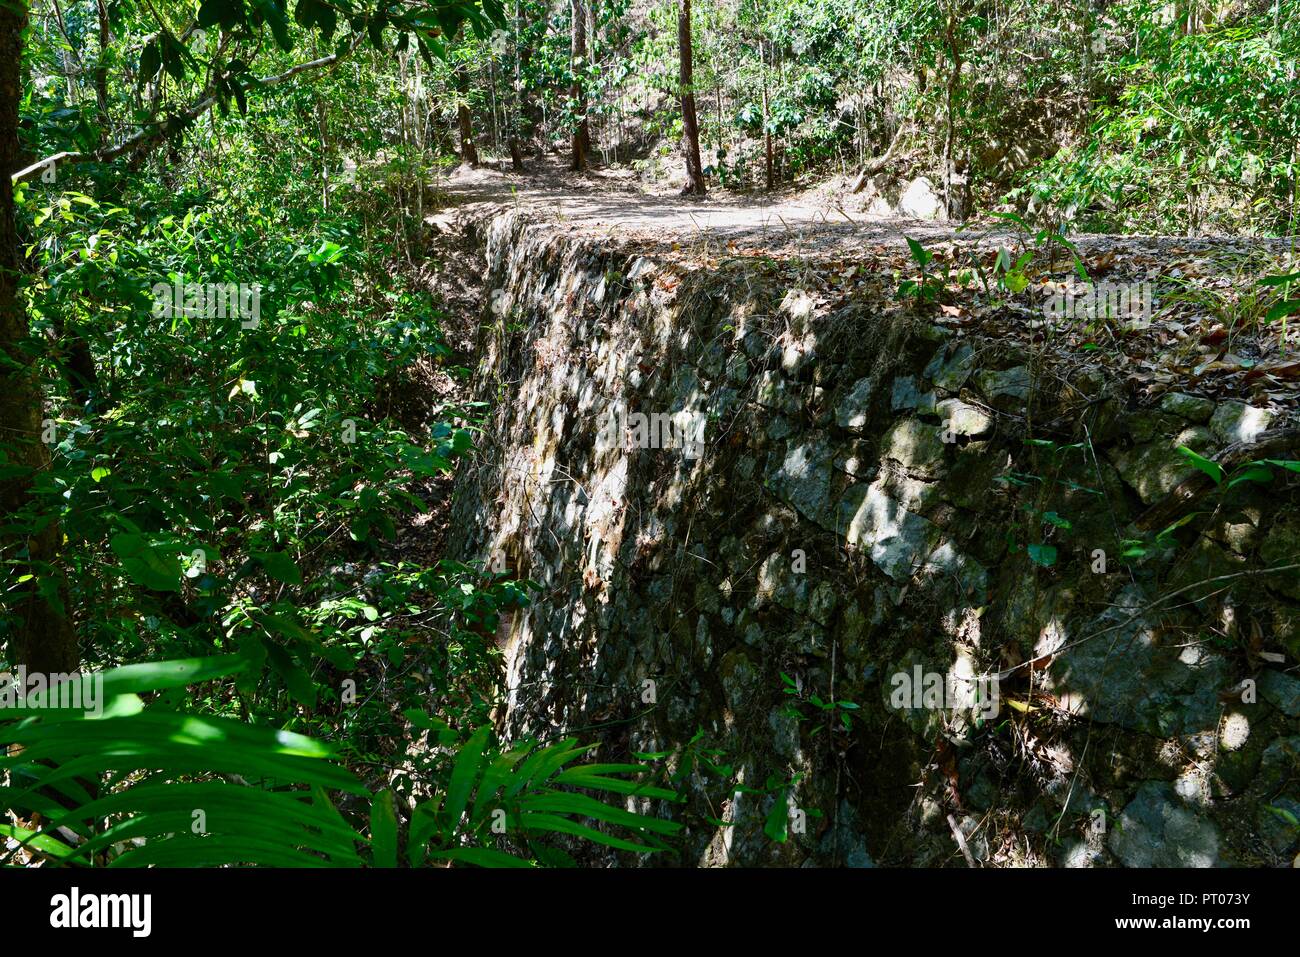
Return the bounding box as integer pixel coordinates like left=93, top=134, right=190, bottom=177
left=109, top=533, right=181, bottom=591
left=428, top=847, right=535, bottom=868
left=764, top=790, right=789, bottom=843
left=1176, top=446, right=1223, bottom=484
left=442, top=725, right=490, bottom=831
left=255, top=550, right=302, bottom=584
left=1027, top=543, right=1057, bottom=567
left=369, top=790, right=398, bottom=867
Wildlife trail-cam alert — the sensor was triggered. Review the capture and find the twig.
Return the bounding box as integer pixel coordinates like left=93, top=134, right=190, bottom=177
left=947, top=813, right=976, bottom=867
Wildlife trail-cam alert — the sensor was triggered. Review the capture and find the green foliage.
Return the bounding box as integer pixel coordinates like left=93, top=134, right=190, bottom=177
left=4, top=1, right=599, bottom=871
left=898, top=236, right=948, bottom=305
left=779, top=671, right=859, bottom=735
left=1, top=658, right=678, bottom=867
left=1023, top=0, right=1300, bottom=233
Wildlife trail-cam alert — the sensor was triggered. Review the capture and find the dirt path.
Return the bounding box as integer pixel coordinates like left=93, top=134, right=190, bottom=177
left=428, top=155, right=1298, bottom=263
left=427, top=155, right=991, bottom=258
left=425, top=155, right=1300, bottom=428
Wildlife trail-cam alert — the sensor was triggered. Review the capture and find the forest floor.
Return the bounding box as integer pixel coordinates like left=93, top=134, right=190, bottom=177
left=429, top=153, right=1299, bottom=256
left=428, top=152, right=981, bottom=251
left=425, top=154, right=1300, bottom=422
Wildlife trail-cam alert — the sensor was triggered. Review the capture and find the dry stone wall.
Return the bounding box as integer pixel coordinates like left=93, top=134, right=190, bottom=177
left=449, top=210, right=1300, bottom=867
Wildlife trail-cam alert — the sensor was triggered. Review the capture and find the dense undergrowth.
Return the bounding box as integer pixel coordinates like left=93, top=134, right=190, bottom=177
left=2, top=2, right=678, bottom=866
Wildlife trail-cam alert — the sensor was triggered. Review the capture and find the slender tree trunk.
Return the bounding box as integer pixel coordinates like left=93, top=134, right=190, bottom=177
left=509, top=0, right=524, bottom=171
left=942, top=4, right=964, bottom=219
left=569, top=0, right=590, bottom=170
left=318, top=94, right=331, bottom=213
left=588, top=0, right=599, bottom=161
left=760, top=37, right=773, bottom=191
left=454, top=66, right=479, bottom=167
left=94, top=0, right=110, bottom=136
left=1, top=0, right=78, bottom=674
left=677, top=0, right=705, bottom=195
left=488, top=57, right=500, bottom=156
left=519, top=38, right=544, bottom=159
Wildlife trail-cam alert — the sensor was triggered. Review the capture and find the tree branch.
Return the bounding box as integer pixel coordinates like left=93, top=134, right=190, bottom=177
left=850, top=121, right=912, bottom=192
left=11, top=33, right=365, bottom=185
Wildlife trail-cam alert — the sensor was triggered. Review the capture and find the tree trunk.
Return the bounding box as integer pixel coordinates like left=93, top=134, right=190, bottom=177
left=1, top=0, right=78, bottom=674
left=677, top=0, right=705, bottom=196
left=509, top=0, right=525, bottom=171
left=454, top=66, right=479, bottom=167
left=761, top=37, right=773, bottom=191
left=94, top=0, right=110, bottom=137
left=850, top=122, right=909, bottom=192
left=518, top=38, right=544, bottom=159
left=569, top=0, right=590, bottom=171
left=942, top=4, right=964, bottom=220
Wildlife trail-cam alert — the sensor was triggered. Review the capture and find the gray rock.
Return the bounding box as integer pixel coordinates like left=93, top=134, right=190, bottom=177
left=698, top=341, right=727, bottom=379
left=1260, top=511, right=1300, bottom=600
left=833, top=441, right=876, bottom=479
left=1257, top=797, right=1300, bottom=854
left=835, top=376, right=876, bottom=430
left=974, top=366, right=1031, bottom=404
left=1160, top=392, right=1215, bottom=423
left=1023, top=803, right=1051, bottom=833
left=1048, top=584, right=1230, bottom=736
left=838, top=480, right=942, bottom=581
left=725, top=353, right=750, bottom=385
left=712, top=386, right=741, bottom=421
left=937, top=398, right=993, bottom=438
left=755, top=551, right=809, bottom=613
left=741, top=329, right=767, bottom=359
left=755, top=370, right=800, bottom=414
left=766, top=438, right=834, bottom=526
left=881, top=419, right=947, bottom=478
left=891, top=375, right=937, bottom=415
left=955, top=814, right=990, bottom=861
left=1125, top=409, right=1162, bottom=444
left=961, top=760, right=1000, bottom=811
left=768, top=707, right=801, bottom=760
left=1257, top=737, right=1300, bottom=795
left=817, top=801, right=875, bottom=867
left=809, top=581, right=838, bottom=626
left=719, top=649, right=760, bottom=714
left=779, top=289, right=818, bottom=333
left=781, top=338, right=814, bottom=376
left=924, top=343, right=976, bottom=392
left=1109, top=782, right=1220, bottom=868
left=1059, top=840, right=1106, bottom=868
left=1210, top=401, right=1274, bottom=445
left=946, top=447, right=1007, bottom=510
left=1259, top=669, right=1300, bottom=717
left=1108, top=427, right=1214, bottom=505
left=788, top=620, right=828, bottom=656
left=899, top=176, right=944, bottom=220
left=922, top=540, right=989, bottom=602
left=767, top=416, right=795, bottom=441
